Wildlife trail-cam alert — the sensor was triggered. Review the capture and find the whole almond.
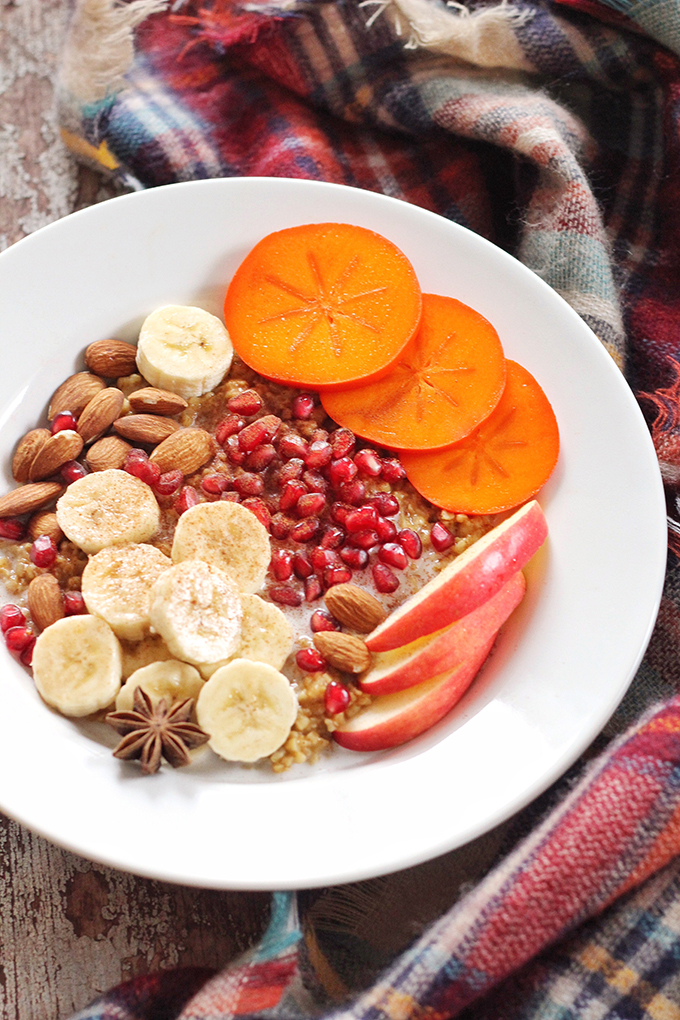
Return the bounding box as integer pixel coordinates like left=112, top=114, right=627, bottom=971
left=29, top=430, right=84, bottom=481
left=0, top=482, right=63, bottom=518
left=128, top=388, right=188, bottom=416
left=324, top=583, right=387, bottom=633
left=85, top=339, right=138, bottom=378
left=113, top=414, right=181, bottom=445
left=28, top=574, right=64, bottom=631
left=149, top=428, right=214, bottom=475
left=313, top=632, right=372, bottom=673
left=48, top=372, right=106, bottom=420
left=86, top=435, right=132, bottom=472
left=77, top=387, right=125, bottom=444
left=27, top=511, right=64, bottom=544
left=12, top=428, right=51, bottom=483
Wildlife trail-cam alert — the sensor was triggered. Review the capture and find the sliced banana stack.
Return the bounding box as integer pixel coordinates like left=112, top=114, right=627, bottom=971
left=81, top=543, right=172, bottom=641
left=136, top=305, right=233, bottom=399
left=115, top=660, right=204, bottom=712
left=149, top=560, right=243, bottom=666
left=32, top=615, right=122, bottom=717
left=172, top=501, right=270, bottom=594
left=56, top=469, right=160, bottom=554
left=197, top=659, right=298, bottom=762
left=197, top=594, right=293, bottom=679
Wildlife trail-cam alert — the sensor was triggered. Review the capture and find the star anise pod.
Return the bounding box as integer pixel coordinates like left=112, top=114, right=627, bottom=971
left=105, top=687, right=210, bottom=775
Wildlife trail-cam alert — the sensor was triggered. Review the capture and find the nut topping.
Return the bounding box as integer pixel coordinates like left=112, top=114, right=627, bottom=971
left=77, top=387, right=125, bottom=444
left=48, top=372, right=106, bottom=420
left=85, top=339, right=138, bottom=379
left=28, top=574, right=64, bottom=632
left=28, top=430, right=84, bottom=481
left=0, top=482, right=63, bottom=518
left=12, top=429, right=51, bottom=483
left=149, top=428, right=214, bottom=475
left=313, top=631, right=372, bottom=673
left=27, top=511, right=64, bottom=544
left=324, top=583, right=387, bottom=633
left=128, top=388, right=188, bottom=416
left=86, top=435, right=133, bottom=472
left=113, top=414, right=181, bottom=445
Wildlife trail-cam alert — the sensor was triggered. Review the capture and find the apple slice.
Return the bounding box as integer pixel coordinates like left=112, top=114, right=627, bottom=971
left=333, top=636, right=495, bottom=752
left=366, top=499, right=547, bottom=652
left=360, top=571, right=525, bottom=696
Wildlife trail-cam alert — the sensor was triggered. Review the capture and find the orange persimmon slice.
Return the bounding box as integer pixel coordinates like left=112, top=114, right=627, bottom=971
left=321, top=293, right=506, bottom=451
left=400, top=360, right=559, bottom=514
left=224, top=223, right=422, bottom=389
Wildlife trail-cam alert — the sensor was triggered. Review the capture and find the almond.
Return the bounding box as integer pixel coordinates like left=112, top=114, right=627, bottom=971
left=28, top=574, right=64, bottom=631
left=313, top=631, right=372, bottom=673
left=85, top=339, right=138, bottom=378
left=113, top=414, right=181, bottom=445
left=86, top=435, right=133, bottom=472
left=149, top=428, right=214, bottom=475
left=0, top=482, right=63, bottom=518
left=27, top=511, right=64, bottom=544
left=324, top=583, right=387, bottom=633
left=128, top=388, right=188, bottom=416
left=77, top=387, right=125, bottom=444
left=48, top=372, right=106, bottom=420
left=12, top=428, right=51, bottom=483
left=29, top=430, right=84, bottom=481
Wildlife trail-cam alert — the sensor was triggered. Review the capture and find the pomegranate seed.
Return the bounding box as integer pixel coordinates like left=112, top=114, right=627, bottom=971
left=296, top=647, right=327, bottom=672
left=63, top=591, right=86, bottom=615
left=345, top=505, right=379, bottom=533
left=228, top=389, right=262, bottom=416
left=61, top=460, right=87, bottom=484
left=329, top=428, right=355, bottom=458
left=381, top=458, right=406, bottom=483
left=221, top=491, right=241, bottom=503
left=293, top=549, right=314, bottom=579
left=349, top=529, right=379, bottom=550
left=375, top=516, right=397, bottom=543
left=339, top=545, right=368, bottom=569
left=244, top=444, right=277, bottom=472
left=278, top=433, right=309, bottom=459
left=297, top=492, right=326, bottom=518
left=242, top=497, right=271, bottom=530
left=311, top=428, right=329, bottom=444
left=399, top=529, right=422, bottom=559
left=269, top=584, right=303, bottom=607
left=354, top=448, right=382, bottom=477
left=238, top=414, right=281, bottom=452
left=280, top=480, right=307, bottom=512
left=201, top=474, right=231, bottom=495
left=368, top=492, right=400, bottom=517
left=292, top=393, right=316, bottom=419
left=174, top=485, right=200, bottom=515
left=305, top=441, right=332, bottom=470
left=302, top=470, right=328, bottom=495
left=51, top=411, right=78, bottom=434
left=336, top=479, right=366, bottom=505
left=0, top=518, right=27, bottom=541
left=270, top=513, right=294, bottom=539
left=232, top=473, right=264, bottom=497
left=320, top=525, right=345, bottom=549
left=216, top=414, right=245, bottom=445
left=310, top=610, right=340, bottom=633
left=290, top=518, right=320, bottom=543
left=330, top=502, right=353, bottom=525
left=310, top=546, right=339, bottom=572
left=20, top=635, right=36, bottom=666
left=5, top=625, right=34, bottom=653
left=125, top=450, right=160, bottom=486
left=30, top=535, right=57, bottom=568
left=0, top=604, right=24, bottom=633
left=304, top=576, right=323, bottom=602
left=325, top=679, right=350, bottom=715
left=379, top=542, right=408, bottom=570
left=431, top=522, right=455, bottom=552
left=373, top=563, right=399, bottom=593
left=155, top=469, right=184, bottom=496
left=324, top=566, right=353, bottom=588
left=328, top=457, right=357, bottom=488
left=270, top=549, right=294, bottom=581
left=225, top=434, right=246, bottom=464
left=278, top=458, right=305, bottom=483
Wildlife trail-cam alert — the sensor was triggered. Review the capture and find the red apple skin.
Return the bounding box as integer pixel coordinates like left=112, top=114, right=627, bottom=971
left=333, top=636, right=495, bottom=752
left=360, top=571, right=525, bottom=696
left=365, top=500, right=547, bottom=652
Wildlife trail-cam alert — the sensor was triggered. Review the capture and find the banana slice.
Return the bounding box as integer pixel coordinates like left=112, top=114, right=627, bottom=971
left=115, top=659, right=204, bottom=712
left=196, top=659, right=297, bottom=762
left=136, top=305, right=233, bottom=399
left=81, top=543, right=172, bottom=641
left=32, top=615, right=122, bottom=717
left=149, top=560, right=243, bottom=666
left=197, top=594, right=293, bottom=678
left=172, top=501, right=270, bottom=594
left=120, top=633, right=174, bottom=678
left=56, top=469, right=160, bottom=554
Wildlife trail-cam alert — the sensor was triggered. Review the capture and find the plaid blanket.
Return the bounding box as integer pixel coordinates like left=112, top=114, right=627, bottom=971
left=59, top=0, right=680, bottom=1017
